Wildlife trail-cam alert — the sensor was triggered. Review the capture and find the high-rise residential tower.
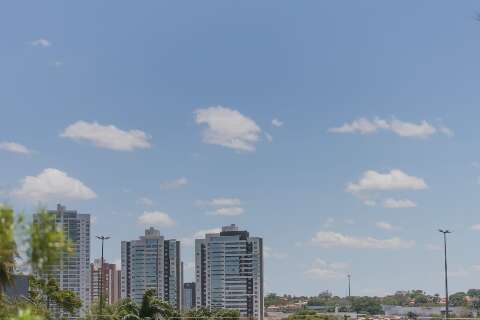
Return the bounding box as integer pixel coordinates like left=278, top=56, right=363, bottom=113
left=183, top=282, right=196, bottom=310
left=90, top=259, right=120, bottom=305
left=195, top=224, right=264, bottom=320
left=121, top=227, right=182, bottom=310
left=34, top=204, right=91, bottom=317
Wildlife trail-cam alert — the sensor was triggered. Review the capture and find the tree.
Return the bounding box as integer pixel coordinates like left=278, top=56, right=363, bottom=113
left=28, top=277, right=81, bottom=317
left=467, top=289, right=480, bottom=297
left=0, top=206, right=18, bottom=296
left=116, top=290, right=179, bottom=320
left=27, top=208, right=72, bottom=275
left=350, top=297, right=384, bottom=315
left=287, top=310, right=337, bottom=320
left=449, top=292, right=467, bottom=307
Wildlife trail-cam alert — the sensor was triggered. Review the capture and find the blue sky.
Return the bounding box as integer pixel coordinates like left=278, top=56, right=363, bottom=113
left=2, top=0, right=480, bottom=297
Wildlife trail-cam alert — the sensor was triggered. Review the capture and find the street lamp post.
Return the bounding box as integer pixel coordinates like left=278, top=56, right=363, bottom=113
left=438, top=229, right=452, bottom=319
left=96, top=235, right=110, bottom=317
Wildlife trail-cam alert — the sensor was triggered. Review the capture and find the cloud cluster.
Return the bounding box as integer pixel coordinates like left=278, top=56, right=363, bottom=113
left=13, top=168, right=97, bottom=201
left=375, top=221, right=396, bottom=230
left=0, top=142, right=31, bottom=154
left=383, top=198, right=416, bottom=209
left=272, top=118, right=283, bottom=127
left=30, top=38, right=51, bottom=47
left=329, top=117, right=453, bottom=138
left=181, top=228, right=222, bottom=247
left=137, top=211, right=175, bottom=227
left=347, top=169, right=427, bottom=193
left=61, top=121, right=151, bottom=151
left=197, top=197, right=245, bottom=216
left=194, top=106, right=261, bottom=152
left=304, top=258, right=349, bottom=279
left=311, top=231, right=415, bottom=249
left=160, top=177, right=189, bottom=190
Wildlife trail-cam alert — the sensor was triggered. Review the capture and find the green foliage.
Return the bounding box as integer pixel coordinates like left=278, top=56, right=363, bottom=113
left=28, top=277, right=81, bottom=316
left=211, top=309, right=240, bottom=320
left=8, top=309, right=44, bottom=320
left=449, top=292, right=467, bottom=307
left=467, top=289, right=480, bottom=297
left=28, top=209, right=72, bottom=275
left=350, top=296, right=383, bottom=315
left=287, top=310, right=337, bottom=320
left=0, top=206, right=18, bottom=295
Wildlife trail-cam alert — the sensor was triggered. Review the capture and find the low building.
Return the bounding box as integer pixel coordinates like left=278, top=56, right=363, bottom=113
left=183, top=282, right=196, bottom=310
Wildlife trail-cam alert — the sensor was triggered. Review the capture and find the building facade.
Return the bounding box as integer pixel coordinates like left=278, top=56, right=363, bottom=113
left=121, top=227, right=182, bottom=310
left=183, top=282, right=196, bottom=310
left=195, top=224, right=264, bottom=320
left=34, top=204, right=91, bottom=316
left=90, top=259, right=120, bottom=305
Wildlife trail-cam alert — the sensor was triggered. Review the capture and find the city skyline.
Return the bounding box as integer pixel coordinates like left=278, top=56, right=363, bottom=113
left=4, top=0, right=480, bottom=299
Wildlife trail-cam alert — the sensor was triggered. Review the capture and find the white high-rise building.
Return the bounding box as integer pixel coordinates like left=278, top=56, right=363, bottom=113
left=121, top=227, right=182, bottom=310
left=195, top=225, right=264, bottom=320
left=34, top=204, right=91, bottom=317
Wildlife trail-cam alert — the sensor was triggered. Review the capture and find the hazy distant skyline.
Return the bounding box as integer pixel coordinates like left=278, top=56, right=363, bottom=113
left=2, top=1, right=480, bottom=297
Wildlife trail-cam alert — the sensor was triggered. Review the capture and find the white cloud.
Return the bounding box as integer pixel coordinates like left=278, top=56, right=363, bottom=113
left=30, top=38, right=51, bottom=47
left=182, top=228, right=222, bottom=247
left=194, top=106, right=261, bottom=152
left=13, top=168, right=97, bottom=201
left=375, top=221, right=395, bottom=230
left=197, top=197, right=245, bottom=217
left=329, top=117, right=451, bottom=138
left=198, top=197, right=242, bottom=207
left=272, top=118, right=284, bottom=127
left=160, top=177, right=189, bottom=190
left=137, top=211, right=175, bottom=227
left=347, top=169, right=427, bottom=193
left=138, top=197, right=154, bottom=207
left=471, top=224, right=480, bottom=231
left=383, top=198, right=417, bottom=209
left=264, top=246, right=288, bottom=259
left=61, top=121, right=151, bottom=151
left=209, top=207, right=244, bottom=216
left=311, top=231, right=415, bottom=249
left=0, top=142, right=31, bottom=154
left=304, top=258, right=349, bottom=280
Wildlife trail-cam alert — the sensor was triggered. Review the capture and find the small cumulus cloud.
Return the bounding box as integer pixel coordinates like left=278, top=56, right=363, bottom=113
left=0, top=142, right=31, bottom=155
left=194, top=106, right=261, bottom=152
left=383, top=198, right=417, bottom=209
left=311, top=231, right=415, bottom=249
left=272, top=118, right=284, bottom=127
left=29, top=38, right=51, bottom=47
left=13, top=168, right=96, bottom=201
left=160, top=177, right=189, bottom=190
left=137, top=211, right=175, bottom=227
left=329, top=117, right=452, bottom=139
left=347, top=169, right=427, bottom=193
left=61, top=121, right=151, bottom=151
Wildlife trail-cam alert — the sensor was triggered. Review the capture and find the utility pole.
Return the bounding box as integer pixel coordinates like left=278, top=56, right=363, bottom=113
left=438, top=229, right=451, bottom=319
left=96, top=235, right=110, bottom=317
left=347, top=274, right=351, bottom=297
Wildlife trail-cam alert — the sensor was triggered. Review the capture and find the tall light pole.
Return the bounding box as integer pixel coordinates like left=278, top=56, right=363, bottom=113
left=96, top=235, right=110, bottom=317
left=347, top=274, right=351, bottom=297
left=438, top=229, right=451, bottom=319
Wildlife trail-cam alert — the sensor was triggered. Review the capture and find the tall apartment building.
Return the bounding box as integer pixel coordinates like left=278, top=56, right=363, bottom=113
left=90, top=259, right=120, bottom=304
left=195, top=225, right=264, bottom=320
left=121, top=227, right=182, bottom=310
left=34, top=204, right=91, bottom=316
left=183, top=282, right=196, bottom=310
